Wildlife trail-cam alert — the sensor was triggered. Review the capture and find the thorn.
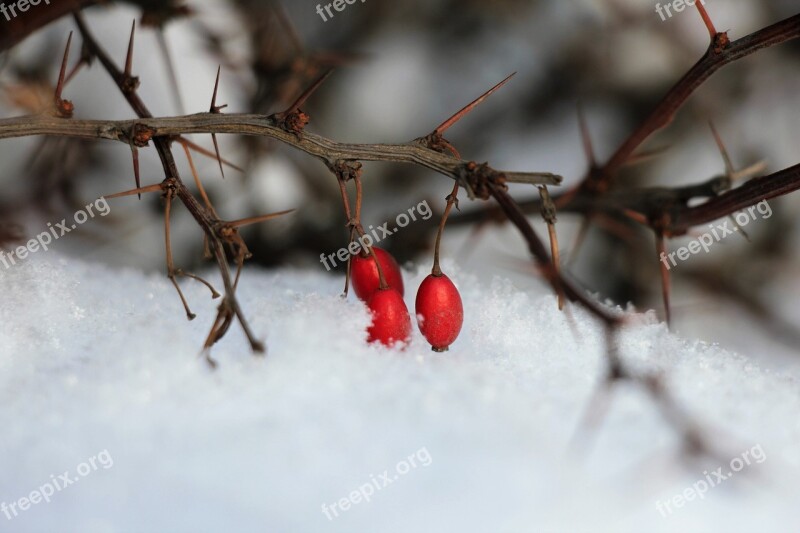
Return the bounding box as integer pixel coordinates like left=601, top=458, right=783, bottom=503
left=209, top=66, right=227, bottom=179
left=624, top=145, right=670, bottom=167
left=284, top=69, right=333, bottom=117
left=709, top=122, right=765, bottom=189
left=64, top=40, right=92, bottom=85
left=120, top=21, right=140, bottom=94
left=54, top=32, right=74, bottom=118
left=566, top=215, right=591, bottom=268
left=105, top=183, right=164, bottom=199
left=656, top=233, right=672, bottom=328
left=56, top=32, right=72, bottom=97
left=709, top=121, right=734, bottom=176
left=156, top=27, right=185, bottom=115
left=125, top=20, right=136, bottom=78
left=578, top=102, right=597, bottom=168
left=226, top=209, right=296, bottom=228
left=271, top=70, right=333, bottom=136
left=729, top=215, right=751, bottom=242
left=210, top=66, right=228, bottom=113
left=177, top=137, right=243, bottom=174
left=211, top=134, right=225, bottom=179
left=433, top=72, right=516, bottom=135
left=731, top=161, right=768, bottom=182
left=181, top=142, right=219, bottom=218
left=129, top=143, right=141, bottom=199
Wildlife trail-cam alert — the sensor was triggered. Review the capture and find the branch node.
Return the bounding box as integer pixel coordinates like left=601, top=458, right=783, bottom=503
left=459, top=161, right=507, bottom=201
left=327, top=159, right=363, bottom=183
left=129, top=123, right=155, bottom=147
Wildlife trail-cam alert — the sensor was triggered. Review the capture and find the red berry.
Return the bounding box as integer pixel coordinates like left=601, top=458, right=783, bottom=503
left=367, top=288, right=412, bottom=346
left=415, top=273, right=463, bottom=351
left=351, top=247, right=404, bottom=301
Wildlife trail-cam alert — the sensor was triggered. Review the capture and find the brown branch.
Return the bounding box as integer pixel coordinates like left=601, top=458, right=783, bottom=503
left=487, top=183, right=620, bottom=327
left=668, top=162, right=800, bottom=234
left=71, top=13, right=264, bottom=355
left=0, top=114, right=562, bottom=186
left=592, top=12, right=800, bottom=190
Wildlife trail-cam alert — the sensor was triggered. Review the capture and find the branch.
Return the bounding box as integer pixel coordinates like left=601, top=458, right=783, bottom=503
left=0, top=114, right=562, bottom=186
left=668, top=162, right=800, bottom=234
left=71, top=12, right=264, bottom=357
left=595, top=12, right=800, bottom=189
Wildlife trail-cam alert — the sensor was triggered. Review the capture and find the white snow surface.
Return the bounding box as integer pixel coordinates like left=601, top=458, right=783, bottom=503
left=1, top=253, right=799, bottom=533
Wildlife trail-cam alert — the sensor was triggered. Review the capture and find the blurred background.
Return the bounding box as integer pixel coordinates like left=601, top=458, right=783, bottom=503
left=1, top=0, right=799, bottom=360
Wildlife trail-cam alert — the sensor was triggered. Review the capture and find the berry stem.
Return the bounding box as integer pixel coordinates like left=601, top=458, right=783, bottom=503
left=432, top=180, right=461, bottom=277
left=344, top=226, right=355, bottom=296
left=364, top=241, right=389, bottom=290
left=337, top=175, right=355, bottom=296
left=353, top=174, right=389, bottom=289
left=338, top=170, right=388, bottom=290
left=355, top=170, right=363, bottom=221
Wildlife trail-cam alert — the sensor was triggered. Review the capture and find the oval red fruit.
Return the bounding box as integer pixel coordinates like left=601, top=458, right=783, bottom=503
left=351, top=247, right=404, bottom=301
left=367, top=288, right=412, bottom=346
left=415, top=274, right=464, bottom=351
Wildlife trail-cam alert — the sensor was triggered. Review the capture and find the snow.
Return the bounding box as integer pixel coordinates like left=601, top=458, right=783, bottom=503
left=1, top=251, right=799, bottom=533
left=1, top=0, right=798, bottom=530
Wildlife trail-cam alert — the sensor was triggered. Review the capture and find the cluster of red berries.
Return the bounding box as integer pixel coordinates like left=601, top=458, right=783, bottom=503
left=351, top=247, right=463, bottom=351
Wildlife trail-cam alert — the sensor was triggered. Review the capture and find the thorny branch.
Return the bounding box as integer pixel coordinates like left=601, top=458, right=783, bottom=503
left=71, top=13, right=265, bottom=363
left=0, top=114, right=562, bottom=187
left=1, top=1, right=797, bottom=460
left=450, top=7, right=800, bottom=328
left=577, top=11, right=800, bottom=195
